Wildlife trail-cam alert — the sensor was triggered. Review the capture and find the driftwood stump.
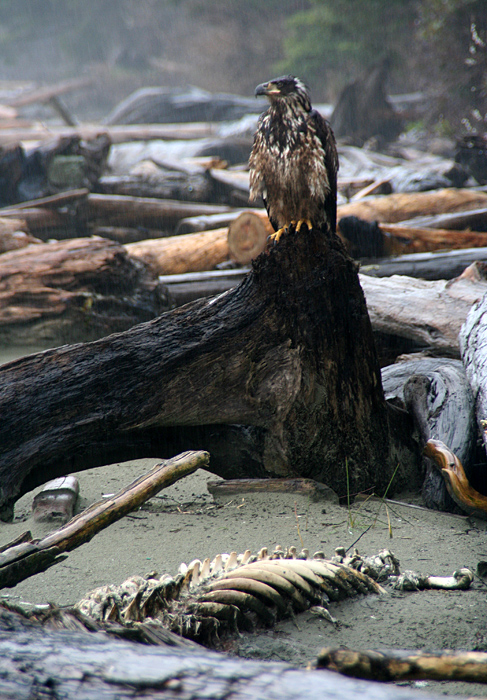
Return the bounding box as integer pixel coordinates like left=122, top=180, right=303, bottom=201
left=0, top=223, right=417, bottom=520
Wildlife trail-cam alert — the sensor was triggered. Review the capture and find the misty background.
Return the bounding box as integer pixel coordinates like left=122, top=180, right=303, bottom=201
left=0, top=0, right=485, bottom=133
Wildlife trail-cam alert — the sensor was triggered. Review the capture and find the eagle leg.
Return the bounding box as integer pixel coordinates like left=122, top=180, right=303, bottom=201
left=269, top=226, right=288, bottom=244
left=295, top=219, right=313, bottom=233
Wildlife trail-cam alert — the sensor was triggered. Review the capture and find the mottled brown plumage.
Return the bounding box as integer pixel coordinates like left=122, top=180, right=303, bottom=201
left=249, top=75, right=338, bottom=242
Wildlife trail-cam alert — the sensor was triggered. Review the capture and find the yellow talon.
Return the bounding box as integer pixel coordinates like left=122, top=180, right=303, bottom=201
left=295, top=219, right=313, bottom=233
left=269, top=227, right=287, bottom=243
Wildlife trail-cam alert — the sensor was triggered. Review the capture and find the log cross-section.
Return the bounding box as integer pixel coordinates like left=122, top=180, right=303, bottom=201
left=0, top=224, right=404, bottom=520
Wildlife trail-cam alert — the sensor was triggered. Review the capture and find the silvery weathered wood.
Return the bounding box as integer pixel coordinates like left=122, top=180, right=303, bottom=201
left=460, top=292, right=487, bottom=456
left=0, top=606, right=451, bottom=700
left=382, top=358, right=477, bottom=511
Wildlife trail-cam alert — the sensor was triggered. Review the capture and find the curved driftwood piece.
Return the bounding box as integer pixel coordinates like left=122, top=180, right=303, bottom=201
left=0, top=451, right=208, bottom=588
left=0, top=224, right=413, bottom=520
left=0, top=607, right=445, bottom=700
left=316, top=646, right=487, bottom=684
left=424, top=439, right=487, bottom=518
left=382, top=358, right=477, bottom=511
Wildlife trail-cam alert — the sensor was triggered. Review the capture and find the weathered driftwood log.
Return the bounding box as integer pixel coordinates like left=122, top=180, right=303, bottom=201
left=0, top=237, right=161, bottom=346
left=337, top=188, right=487, bottom=224
left=382, top=358, right=477, bottom=511
left=361, top=247, right=487, bottom=280
left=396, top=206, right=487, bottom=232
left=125, top=228, right=229, bottom=276
left=0, top=221, right=38, bottom=253
left=424, top=439, right=487, bottom=518
left=176, top=208, right=261, bottom=235
left=316, top=647, right=487, bottom=684
left=0, top=607, right=444, bottom=700
left=207, top=477, right=339, bottom=504
left=0, top=452, right=208, bottom=587
left=0, top=224, right=417, bottom=520
left=87, top=194, right=234, bottom=232
left=0, top=123, right=216, bottom=145
left=98, top=163, right=214, bottom=204
left=348, top=264, right=487, bottom=358
left=460, top=291, right=487, bottom=459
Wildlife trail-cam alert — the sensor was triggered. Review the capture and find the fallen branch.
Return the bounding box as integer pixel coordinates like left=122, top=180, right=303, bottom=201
left=316, top=647, right=487, bottom=684
left=0, top=451, right=208, bottom=588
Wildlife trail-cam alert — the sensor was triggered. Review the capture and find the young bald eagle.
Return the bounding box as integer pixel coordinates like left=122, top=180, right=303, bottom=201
left=249, top=75, right=338, bottom=243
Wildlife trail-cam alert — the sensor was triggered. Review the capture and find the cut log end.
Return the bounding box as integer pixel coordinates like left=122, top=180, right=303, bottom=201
left=227, top=211, right=273, bottom=264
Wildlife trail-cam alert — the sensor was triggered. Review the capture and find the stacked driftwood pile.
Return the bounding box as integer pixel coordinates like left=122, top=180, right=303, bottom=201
left=1, top=81, right=487, bottom=355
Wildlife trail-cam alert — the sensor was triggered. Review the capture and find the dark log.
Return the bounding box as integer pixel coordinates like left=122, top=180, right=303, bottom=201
left=0, top=607, right=446, bottom=700
left=0, top=187, right=89, bottom=212
left=316, top=646, right=487, bottom=684
left=157, top=265, right=487, bottom=359
left=330, top=58, right=402, bottom=146
left=98, top=164, right=214, bottom=204
left=0, top=237, right=161, bottom=346
left=339, top=215, right=487, bottom=258
left=0, top=452, right=208, bottom=588
left=0, top=224, right=417, bottom=520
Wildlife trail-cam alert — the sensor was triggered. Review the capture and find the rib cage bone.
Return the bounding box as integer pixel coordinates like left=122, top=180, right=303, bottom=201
left=74, top=544, right=472, bottom=647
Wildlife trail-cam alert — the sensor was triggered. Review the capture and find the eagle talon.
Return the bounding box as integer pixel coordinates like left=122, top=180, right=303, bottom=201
left=295, top=219, right=313, bottom=233
left=269, top=227, right=287, bottom=244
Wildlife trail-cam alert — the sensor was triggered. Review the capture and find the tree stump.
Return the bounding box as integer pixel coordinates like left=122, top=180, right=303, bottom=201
left=0, top=223, right=416, bottom=520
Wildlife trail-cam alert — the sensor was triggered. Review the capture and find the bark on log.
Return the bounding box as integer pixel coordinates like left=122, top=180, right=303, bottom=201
left=0, top=607, right=446, bottom=700
left=176, top=209, right=260, bottom=235
left=0, top=224, right=414, bottom=520
left=0, top=237, right=161, bottom=346
left=125, top=228, right=229, bottom=276
left=157, top=265, right=487, bottom=359
left=336, top=188, right=487, bottom=224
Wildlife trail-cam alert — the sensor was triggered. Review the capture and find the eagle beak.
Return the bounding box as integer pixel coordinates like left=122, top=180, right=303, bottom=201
left=255, top=82, right=280, bottom=98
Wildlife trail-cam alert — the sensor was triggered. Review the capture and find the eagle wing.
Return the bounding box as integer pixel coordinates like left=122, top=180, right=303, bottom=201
left=310, top=109, right=339, bottom=233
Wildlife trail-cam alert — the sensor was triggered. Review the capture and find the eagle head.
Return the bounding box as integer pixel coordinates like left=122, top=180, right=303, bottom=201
left=254, top=75, right=311, bottom=112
